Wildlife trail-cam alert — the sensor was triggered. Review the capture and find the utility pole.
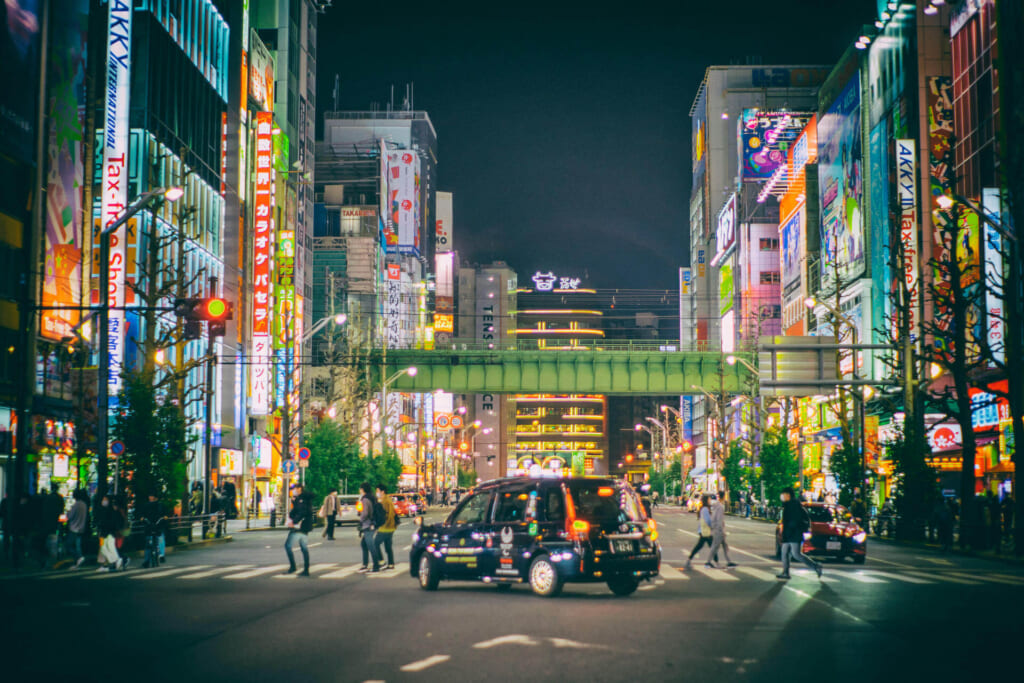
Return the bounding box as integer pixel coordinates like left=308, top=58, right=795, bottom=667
left=202, top=276, right=218, bottom=514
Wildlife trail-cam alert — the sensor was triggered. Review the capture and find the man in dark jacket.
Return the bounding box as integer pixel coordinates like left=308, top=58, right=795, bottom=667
left=777, top=487, right=822, bottom=580
left=283, top=484, right=313, bottom=576
left=358, top=482, right=381, bottom=573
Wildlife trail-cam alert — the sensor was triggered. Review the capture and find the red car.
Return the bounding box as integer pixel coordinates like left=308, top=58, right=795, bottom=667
left=391, top=494, right=418, bottom=518
left=775, top=503, right=867, bottom=564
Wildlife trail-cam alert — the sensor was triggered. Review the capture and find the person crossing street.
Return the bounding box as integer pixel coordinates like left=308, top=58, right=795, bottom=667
left=283, top=484, right=313, bottom=576
left=358, top=482, right=381, bottom=573
left=321, top=488, right=339, bottom=541
left=374, top=484, right=398, bottom=570
left=777, top=487, right=822, bottom=580
left=709, top=492, right=737, bottom=569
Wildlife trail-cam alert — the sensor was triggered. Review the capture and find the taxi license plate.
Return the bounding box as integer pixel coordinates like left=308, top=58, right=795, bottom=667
left=826, top=541, right=841, bottom=551
left=613, top=540, right=634, bottom=554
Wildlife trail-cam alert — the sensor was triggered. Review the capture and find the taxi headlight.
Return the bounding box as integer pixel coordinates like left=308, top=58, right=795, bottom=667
left=803, top=532, right=813, bottom=541
left=412, top=531, right=420, bottom=544
left=853, top=531, right=867, bottom=544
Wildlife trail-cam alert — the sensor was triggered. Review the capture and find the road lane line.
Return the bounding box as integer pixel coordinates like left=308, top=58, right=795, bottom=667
left=954, top=573, right=1024, bottom=586
left=789, top=569, right=839, bottom=583
left=319, top=563, right=365, bottom=579
left=905, top=571, right=981, bottom=585
left=273, top=563, right=340, bottom=579
left=658, top=564, right=689, bottom=580
left=401, top=545, right=411, bottom=551
left=472, top=635, right=538, bottom=649
left=841, top=571, right=888, bottom=584
left=864, top=570, right=934, bottom=584
left=735, top=566, right=778, bottom=582
left=400, top=655, right=451, bottom=672
left=989, top=573, right=1024, bottom=584
left=224, top=565, right=290, bottom=579
left=84, top=568, right=146, bottom=580
left=691, top=566, right=740, bottom=581
left=131, top=565, right=211, bottom=580
left=366, top=562, right=408, bottom=578
left=859, top=554, right=915, bottom=569
left=178, top=564, right=255, bottom=579
left=783, top=586, right=868, bottom=625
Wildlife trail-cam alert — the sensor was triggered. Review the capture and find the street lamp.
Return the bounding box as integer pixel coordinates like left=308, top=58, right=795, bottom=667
left=691, top=383, right=724, bottom=492
left=302, top=313, right=347, bottom=342
left=373, top=366, right=417, bottom=459
left=97, top=186, right=182, bottom=498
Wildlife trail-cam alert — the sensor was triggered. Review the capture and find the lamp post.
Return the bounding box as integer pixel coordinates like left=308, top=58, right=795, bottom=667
left=692, top=384, right=724, bottom=492
left=805, top=296, right=865, bottom=495
left=726, top=354, right=763, bottom=471
left=373, top=366, right=417, bottom=460
left=97, top=186, right=183, bottom=499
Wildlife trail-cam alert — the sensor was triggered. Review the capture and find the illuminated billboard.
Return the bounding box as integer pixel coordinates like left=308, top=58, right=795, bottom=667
left=740, top=109, right=813, bottom=181
left=388, top=150, right=420, bottom=255
left=248, top=29, right=274, bottom=111
left=436, top=191, right=453, bottom=252
left=250, top=112, right=274, bottom=415
left=817, top=77, right=864, bottom=289
left=100, top=0, right=133, bottom=397
left=780, top=208, right=802, bottom=297
left=896, top=139, right=919, bottom=341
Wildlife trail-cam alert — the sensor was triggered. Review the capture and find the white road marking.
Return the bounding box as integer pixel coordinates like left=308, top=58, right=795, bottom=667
left=692, top=566, right=740, bottom=581
left=783, top=586, right=868, bottom=625
left=84, top=568, right=144, bottom=580
left=789, top=569, right=839, bottom=583
left=366, top=562, right=408, bottom=578
left=989, top=573, right=1024, bottom=584
left=861, top=555, right=915, bottom=569
left=639, top=584, right=657, bottom=591
left=549, top=637, right=609, bottom=650
left=319, top=564, right=366, bottom=579
left=915, top=556, right=954, bottom=565
left=178, top=565, right=255, bottom=579
left=842, top=571, right=888, bottom=584
left=905, top=571, right=981, bottom=585
left=274, top=563, right=340, bottom=579
left=400, top=655, right=451, bottom=672
left=224, top=565, right=290, bottom=579
left=658, top=564, right=689, bottom=580
left=956, top=573, right=1024, bottom=586
left=472, top=634, right=538, bottom=649
left=401, top=545, right=412, bottom=551
left=735, top=566, right=779, bottom=582
left=863, top=570, right=934, bottom=584
left=131, top=565, right=211, bottom=580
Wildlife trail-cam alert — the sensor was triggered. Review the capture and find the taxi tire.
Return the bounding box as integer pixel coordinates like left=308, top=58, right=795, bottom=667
left=606, top=576, right=639, bottom=596
left=528, top=556, right=563, bottom=598
left=418, top=553, right=440, bottom=591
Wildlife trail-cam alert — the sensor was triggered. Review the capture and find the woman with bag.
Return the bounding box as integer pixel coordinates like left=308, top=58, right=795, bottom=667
left=373, top=485, right=398, bottom=570
left=95, top=495, right=122, bottom=572
left=684, top=494, right=718, bottom=570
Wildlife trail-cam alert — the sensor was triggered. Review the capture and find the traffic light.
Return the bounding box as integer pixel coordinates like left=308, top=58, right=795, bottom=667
left=459, top=441, right=469, bottom=452
left=172, top=297, right=233, bottom=338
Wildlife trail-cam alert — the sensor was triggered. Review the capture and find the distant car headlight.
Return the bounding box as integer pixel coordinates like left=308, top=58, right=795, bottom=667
left=412, top=531, right=420, bottom=544
left=803, top=532, right=812, bottom=540
left=853, top=532, right=866, bottom=544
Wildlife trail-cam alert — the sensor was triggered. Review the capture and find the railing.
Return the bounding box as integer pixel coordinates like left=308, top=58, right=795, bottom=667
left=414, top=339, right=759, bottom=354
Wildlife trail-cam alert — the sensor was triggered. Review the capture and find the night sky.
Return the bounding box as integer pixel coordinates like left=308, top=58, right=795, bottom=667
left=317, top=1, right=876, bottom=290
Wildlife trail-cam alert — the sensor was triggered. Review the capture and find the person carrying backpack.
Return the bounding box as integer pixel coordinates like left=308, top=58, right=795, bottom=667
left=374, top=484, right=399, bottom=570
left=358, top=482, right=381, bottom=573
left=777, top=487, right=821, bottom=580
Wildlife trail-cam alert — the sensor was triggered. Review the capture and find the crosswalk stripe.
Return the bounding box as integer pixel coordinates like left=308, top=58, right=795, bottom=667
left=319, top=564, right=366, bottom=579
left=224, top=565, right=290, bottom=579
left=178, top=564, right=255, bottom=579
left=659, top=565, right=689, bottom=580
left=84, top=568, right=145, bottom=580
left=366, top=563, right=408, bottom=578
left=273, top=563, right=340, bottom=579
left=988, top=573, right=1024, bottom=584
left=905, top=571, right=981, bottom=585
left=735, top=566, right=778, bottom=582
left=40, top=570, right=90, bottom=580
left=954, top=572, right=1023, bottom=586
left=842, top=571, right=888, bottom=584
left=131, top=566, right=211, bottom=580
left=691, top=566, right=739, bottom=581
left=863, top=571, right=934, bottom=585
left=789, top=569, right=839, bottom=583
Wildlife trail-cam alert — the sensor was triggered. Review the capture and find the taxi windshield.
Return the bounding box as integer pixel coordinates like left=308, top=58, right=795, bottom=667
left=567, top=483, right=644, bottom=523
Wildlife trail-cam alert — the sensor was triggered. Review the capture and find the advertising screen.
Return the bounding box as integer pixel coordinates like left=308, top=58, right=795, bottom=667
left=817, top=77, right=864, bottom=288
left=740, top=110, right=814, bottom=181
left=250, top=111, right=274, bottom=415
left=248, top=29, right=274, bottom=111
left=388, top=150, right=420, bottom=255
left=780, top=208, right=802, bottom=297
left=719, top=262, right=734, bottom=316
left=436, top=191, right=453, bottom=252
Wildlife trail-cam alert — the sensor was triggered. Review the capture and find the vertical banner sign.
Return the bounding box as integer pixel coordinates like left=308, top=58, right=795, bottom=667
left=896, top=139, right=919, bottom=341
left=982, top=188, right=1004, bottom=365
left=250, top=112, right=274, bottom=415
left=220, top=112, right=227, bottom=196
left=386, top=264, right=402, bottom=349
left=681, top=396, right=693, bottom=443
left=435, top=191, right=453, bottom=252
left=101, top=1, right=133, bottom=397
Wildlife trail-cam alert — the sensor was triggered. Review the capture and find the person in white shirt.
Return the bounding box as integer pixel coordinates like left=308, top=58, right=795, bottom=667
left=708, top=493, right=737, bottom=569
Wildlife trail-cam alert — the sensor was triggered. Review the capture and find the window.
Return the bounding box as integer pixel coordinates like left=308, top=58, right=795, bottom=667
left=542, top=488, right=564, bottom=522
left=759, top=271, right=781, bottom=284
left=759, top=238, right=779, bottom=251
left=450, top=492, right=492, bottom=525
left=494, top=489, right=531, bottom=523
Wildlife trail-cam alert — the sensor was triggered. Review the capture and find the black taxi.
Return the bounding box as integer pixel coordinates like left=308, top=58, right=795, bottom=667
left=409, top=476, right=660, bottom=597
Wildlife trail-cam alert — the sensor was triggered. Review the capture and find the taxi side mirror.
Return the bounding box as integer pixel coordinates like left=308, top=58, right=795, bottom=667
left=414, top=515, right=423, bottom=527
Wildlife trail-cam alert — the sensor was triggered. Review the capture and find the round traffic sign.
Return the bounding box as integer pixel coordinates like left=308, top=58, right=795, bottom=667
left=435, top=414, right=451, bottom=430
left=109, top=441, right=125, bottom=456
left=281, top=460, right=297, bottom=474
left=450, top=415, right=465, bottom=429
left=297, top=447, right=311, bottom=460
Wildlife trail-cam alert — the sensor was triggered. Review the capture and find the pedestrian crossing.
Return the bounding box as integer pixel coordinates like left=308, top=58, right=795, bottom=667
left=6, top=562, right=1024, bottom=588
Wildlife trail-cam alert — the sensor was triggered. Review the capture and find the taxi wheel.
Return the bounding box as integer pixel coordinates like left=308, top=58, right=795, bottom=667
left=528, top=556, right=563, bottom=598
left=606, top=576, right=639, bottom=596
left=418, top=553, right=440, bottom=591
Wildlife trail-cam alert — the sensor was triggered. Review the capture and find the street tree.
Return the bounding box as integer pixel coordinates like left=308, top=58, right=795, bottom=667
left=758, top=427, right=799, bottom=505
left=885, top=428, right=937, bottom=542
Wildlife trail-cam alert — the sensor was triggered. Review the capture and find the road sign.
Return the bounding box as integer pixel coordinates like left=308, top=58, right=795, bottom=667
left=435, top=414, right=451, bottom=430
left=281, top=460, right=297, bottom=475
left=109, top=440, right=125, bottom=457
left=297, top=447, right=311, bottom=460
left=450, top=415, right=465, bottom=429
left=298, top=459, right=309, bottom=468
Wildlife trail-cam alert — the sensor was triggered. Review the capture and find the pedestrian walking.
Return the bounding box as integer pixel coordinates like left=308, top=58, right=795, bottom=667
left=140, top=494, right=166, bottom=568
left=321, top=488, right=339, bottom=540
left=684, top=495, right=716, bottom=570
left=777, top=487, right=821, bottom=580
left=95, top=495, right=122, bottom=572
left=112, top=495, right=131, bottom=570
left=374, top=484, right=398, bottom=570
left=709, top=493, right=737, bottom=569
left=283, top=484, right=313, bottom=576
left=252, top=486, right=262, bottom=518
left=358, top=482, right=381, bottom=573
left=65, top=489, right=88, bottom=569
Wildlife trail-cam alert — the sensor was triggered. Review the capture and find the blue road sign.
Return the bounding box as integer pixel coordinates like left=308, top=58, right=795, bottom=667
left=282, top=460, right=297, bottom=475
left=297, top=447, right=311, bottom=460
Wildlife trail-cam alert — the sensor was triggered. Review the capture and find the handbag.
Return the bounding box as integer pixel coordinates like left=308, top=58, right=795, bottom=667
left=317, top=503, right=326, bottom=519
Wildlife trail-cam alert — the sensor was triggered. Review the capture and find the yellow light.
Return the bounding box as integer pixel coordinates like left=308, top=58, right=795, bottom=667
left=597, top=487, right=614, bottom=497
left=929, top=362, right=944, bottom=380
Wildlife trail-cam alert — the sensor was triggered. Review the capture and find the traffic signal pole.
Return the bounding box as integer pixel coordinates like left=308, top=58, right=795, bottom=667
left=203, top=276, right=218, bottom=515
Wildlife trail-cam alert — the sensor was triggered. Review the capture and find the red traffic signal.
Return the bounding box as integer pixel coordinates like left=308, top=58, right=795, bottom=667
left=173, top=297, right=234, bottom=322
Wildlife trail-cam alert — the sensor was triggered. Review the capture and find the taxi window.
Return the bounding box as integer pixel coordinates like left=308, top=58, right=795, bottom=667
left=450, top=492, right=493, bottom=525
left=494, top=489, right=531, bottom=523
left=568, top=483, right=643, bottom=522
left=542, top=488, right=564, bottom=522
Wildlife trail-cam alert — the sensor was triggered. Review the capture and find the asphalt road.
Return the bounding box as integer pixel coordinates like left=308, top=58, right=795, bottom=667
left=2, top=507, right=1021, bottom=683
